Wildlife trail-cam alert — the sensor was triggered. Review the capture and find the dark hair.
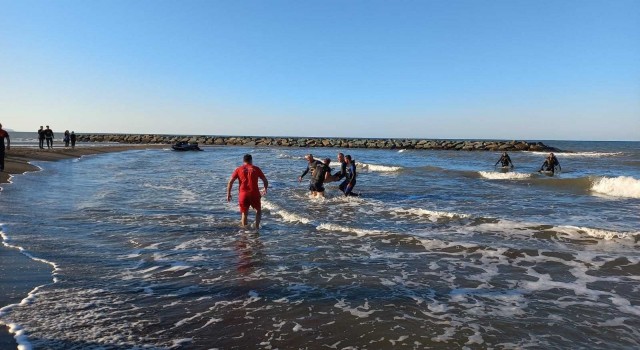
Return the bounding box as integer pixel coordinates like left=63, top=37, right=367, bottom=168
left=243, top=154, right=252, bottom=163
left=345, top=155, right=352, bottom=161
left=338, top=152, right=344, bottom=157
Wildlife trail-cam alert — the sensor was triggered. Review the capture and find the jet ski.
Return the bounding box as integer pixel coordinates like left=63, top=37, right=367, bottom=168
left=172, top=141, right=202, bottom=151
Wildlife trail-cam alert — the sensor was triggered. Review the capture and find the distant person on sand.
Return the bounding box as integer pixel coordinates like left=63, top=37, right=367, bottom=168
left=227, top=154, right=269, bottom=230
left=70, top=131, right=77, bottom=148
left=37, top=126, right=45, bottom=149
left=495, top=152, right=514, bottom=168
left=309, top=158, right=333, bottom=198
left=44, top=125, right=54, bottom=149
left=298, top=154, right=322, bottom=183
left=339, top=155, right=358, bottom=196
left=0, top=123, right=10, bottom=172
left=539, top=153, right=561, bottom=174
left=63, top=130, right=70, bottom=147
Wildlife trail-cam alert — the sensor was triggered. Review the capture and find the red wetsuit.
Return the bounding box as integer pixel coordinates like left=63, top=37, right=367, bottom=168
left=231, top=164, right=266, bottom=213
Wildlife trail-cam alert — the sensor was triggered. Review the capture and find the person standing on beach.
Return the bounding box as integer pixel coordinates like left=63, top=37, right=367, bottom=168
left=70, top=131, right=77, bottom=148
left=44, top=125, right=54, bottom=149
left=37, top=126, right=45, bottom=149
left=63, top=130, right=70, bottom=147
left=0, top=123, right=10, bottom=172
left=339, top=155, right=358, bottom=196
left=227, top=154, right=269, bottom=230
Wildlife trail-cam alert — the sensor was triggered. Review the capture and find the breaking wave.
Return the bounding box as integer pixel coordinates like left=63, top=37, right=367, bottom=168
left=478, top=171, right=532, bottom=180
left=358, top=162, right=403, bottom=172
left=591, top=176, right=640, bottom=199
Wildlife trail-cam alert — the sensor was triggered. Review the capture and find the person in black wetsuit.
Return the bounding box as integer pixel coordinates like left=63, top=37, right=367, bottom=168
left=70, top=131, right=77, bottom=148
left=339, top=155, right=358, bottom=196
left=539, top=153, right=561, bottom=174
left=37, top=126, right=45, bottom=149
left=298, top=154, right=322, bottom=183
left=332, top=152, right=347, bottom=182
left=495, top=152, right=514, bottom=168
left=44, top=125, right=54, bottom=149
left=0, top=123, right=10, bottom=172
left=309, top=158, right=332, bottom=198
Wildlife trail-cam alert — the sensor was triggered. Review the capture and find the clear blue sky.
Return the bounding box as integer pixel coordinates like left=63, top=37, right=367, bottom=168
left=1, top=0, right=639, bottom=140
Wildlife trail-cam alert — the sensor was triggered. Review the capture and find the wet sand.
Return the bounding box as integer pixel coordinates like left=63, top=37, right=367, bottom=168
left=0, top=145, right=165, bottom=349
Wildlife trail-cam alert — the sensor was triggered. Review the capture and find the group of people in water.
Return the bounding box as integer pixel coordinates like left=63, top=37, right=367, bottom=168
left=37, top=126, right=77, bottom=149
left=229, top=150, right=562, bottom=230
left=298, top=153, right=358, bottom=198
left=226, top=151, right=359, bottom=230
left=496, top=152, right=561, bottom=174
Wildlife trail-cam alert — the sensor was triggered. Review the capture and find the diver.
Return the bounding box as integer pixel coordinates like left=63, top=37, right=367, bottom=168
left=298, top=154, right=322, bottom=183
left=494, top=152, right=514, bottom=169
left=309, top=158, right=332, bottom=198
left=339, top=155, right=358, bottom=196
left=539, top=152, right=561, bottom=174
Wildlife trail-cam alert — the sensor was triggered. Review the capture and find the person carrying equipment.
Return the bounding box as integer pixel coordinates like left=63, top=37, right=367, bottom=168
left=539, top=153, right=561, bottom=174
left=495, top=152, right=514, bottom=168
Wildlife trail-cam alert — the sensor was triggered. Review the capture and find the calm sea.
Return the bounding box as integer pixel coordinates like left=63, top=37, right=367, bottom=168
left=1, top=141, right=639, bottom=349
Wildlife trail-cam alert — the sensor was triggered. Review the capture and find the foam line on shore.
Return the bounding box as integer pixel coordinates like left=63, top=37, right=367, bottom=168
left=0, top=227, right=59, bottom=350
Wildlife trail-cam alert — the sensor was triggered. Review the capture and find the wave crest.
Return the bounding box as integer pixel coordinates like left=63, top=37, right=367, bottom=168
left=591, top=176, right=640, bottom=199
left=358, top=162, right=403, bottom=172
left=478, top=171, right=531, bottom=180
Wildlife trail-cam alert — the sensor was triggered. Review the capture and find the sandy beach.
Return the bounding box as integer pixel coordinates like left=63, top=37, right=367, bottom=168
left=0, top=145, right=165, bottom=349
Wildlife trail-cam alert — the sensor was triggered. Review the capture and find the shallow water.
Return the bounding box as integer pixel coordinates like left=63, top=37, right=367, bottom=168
left=1, top=141, right=639, bottom=349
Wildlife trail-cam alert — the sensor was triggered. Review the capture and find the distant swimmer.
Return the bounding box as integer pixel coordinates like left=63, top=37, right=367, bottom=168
left=298, top=154, right=322, bottom=183
left=495, top=152, right=514, bottom=169
left=539, top=152, right=561, bottom=174
left=339, top=155, right=358, bottom=196
left=309, top=158, right=333, bottom=198
left=227, top=154, right=269, bottom=230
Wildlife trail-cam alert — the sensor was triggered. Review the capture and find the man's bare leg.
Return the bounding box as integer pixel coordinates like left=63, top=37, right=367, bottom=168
left=241, top=212, right=248, bottom=227
left=255, top=209, right=261, bottom=230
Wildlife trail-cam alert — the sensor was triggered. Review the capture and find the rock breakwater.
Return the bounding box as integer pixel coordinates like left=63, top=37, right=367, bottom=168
left=76, top=134, right=562, bottom=152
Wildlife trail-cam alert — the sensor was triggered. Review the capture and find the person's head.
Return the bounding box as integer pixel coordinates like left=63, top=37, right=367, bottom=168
left=502, top=152, right=507, bottom=156
left=305, top=154, right=313, bottom=162
left=243, top=154, right=253, bottom=164
left=46, top=125, right=49, bottom=128
left=39, top=126, right=43, bottom=129
left=324, top=158, right=331, bottom=165
left=71, top=131, right=75, bottom=134
left=345, top=155, right=352, bottom=163
left=337, top=152, right=345, bottom=162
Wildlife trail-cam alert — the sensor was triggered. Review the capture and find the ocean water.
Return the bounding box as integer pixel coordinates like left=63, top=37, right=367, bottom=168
left=1, top=141, right=639, bottom=349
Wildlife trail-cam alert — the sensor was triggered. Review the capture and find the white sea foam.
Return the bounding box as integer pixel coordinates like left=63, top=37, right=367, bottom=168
left=390, top=207, right=471, bottom=221
left=591, top=176, right=640, bottom=199
left=358, top=162, right=403, bottom=172
left=559, top=226, right=639, bottom=241
left=478, top=171, right=531, bottom=180
left=527, top=151, right=624, bottom=157
left=316, top=223, right=388, bottom=237
left=262, top=200, right=312, bottom=224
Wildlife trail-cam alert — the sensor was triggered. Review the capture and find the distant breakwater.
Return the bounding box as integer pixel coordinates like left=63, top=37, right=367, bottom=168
left=76, top=134, right=562, bottom=152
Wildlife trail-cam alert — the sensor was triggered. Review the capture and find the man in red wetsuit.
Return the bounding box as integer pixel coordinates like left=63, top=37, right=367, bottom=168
left=226, top=154, right=269, bottom=229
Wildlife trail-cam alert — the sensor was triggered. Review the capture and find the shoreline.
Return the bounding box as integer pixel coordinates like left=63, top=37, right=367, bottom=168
left=0, top=145, right=166, bottom=349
